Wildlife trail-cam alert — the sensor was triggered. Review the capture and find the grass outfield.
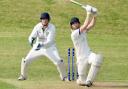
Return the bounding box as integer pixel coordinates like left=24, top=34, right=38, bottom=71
left=0, top=80, right=16, bottom=89
left=0, top=0, right=128, bottom=89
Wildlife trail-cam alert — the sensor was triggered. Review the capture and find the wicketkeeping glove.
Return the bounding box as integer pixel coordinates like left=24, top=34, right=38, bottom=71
left=31, top=38, right=36, bottom=47
left=35, top=43, right=43, bottom=50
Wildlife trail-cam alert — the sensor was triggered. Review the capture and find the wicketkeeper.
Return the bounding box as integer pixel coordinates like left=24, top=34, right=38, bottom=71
left=70, top=5, right=103, bottom=87
left=18, top=12, right=67, bottom=81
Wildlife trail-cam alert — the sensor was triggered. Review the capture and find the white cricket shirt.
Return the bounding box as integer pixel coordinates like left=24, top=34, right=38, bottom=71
left=71, top=29, right=91, bottom=60
left=29, top=22, right=56, bottom=48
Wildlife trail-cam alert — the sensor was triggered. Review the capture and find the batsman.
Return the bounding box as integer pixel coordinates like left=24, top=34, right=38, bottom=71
left=69, top=4, right=103, bottom=87
left=18, top=12, right=67, bottom=81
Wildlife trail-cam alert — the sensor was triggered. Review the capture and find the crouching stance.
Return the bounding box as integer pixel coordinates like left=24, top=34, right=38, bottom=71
left=18, top=12, right=66, bottom=81
left=70, top=5, right=103, bottom=87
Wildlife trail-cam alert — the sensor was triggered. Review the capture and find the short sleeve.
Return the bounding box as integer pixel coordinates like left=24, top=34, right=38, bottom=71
left=71, top=29, right=80, bottom=40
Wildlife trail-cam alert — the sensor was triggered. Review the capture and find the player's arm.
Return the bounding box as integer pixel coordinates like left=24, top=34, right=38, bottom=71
left=80, top=13, right=92, bottom=32
left=28, top=26, right=38, bottom=46
left=80, top=5, right=97, bottom=33
left=86, top=16, right=96, bottom=32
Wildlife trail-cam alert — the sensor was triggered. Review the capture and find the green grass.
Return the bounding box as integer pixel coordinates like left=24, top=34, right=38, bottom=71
left=0, top=0, right=128, bottom=89
left=0, top=80, right=17, bottom=89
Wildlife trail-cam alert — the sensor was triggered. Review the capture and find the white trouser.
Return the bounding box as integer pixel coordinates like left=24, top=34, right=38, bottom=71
left=20, top=45, right=66, bottom=80
left=77, top=52, right=103, bottom=83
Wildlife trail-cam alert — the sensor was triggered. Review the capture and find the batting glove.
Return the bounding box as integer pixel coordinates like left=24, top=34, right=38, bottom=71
left=91, top=7, right=98, bottom=16
left=82, top=5, right=92, bottom=13
left=82, top=5, right=98, bottom=16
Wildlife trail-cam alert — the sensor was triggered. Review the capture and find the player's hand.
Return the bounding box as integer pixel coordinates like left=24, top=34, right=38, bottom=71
left=82, top=5, right=98, bottom=16
left=81, top=5, right=92, bottom=13
left=30, top=38, right=36, bottom=47
left=35, top=43, right=43, bottom=50
left=31, top=43, right=33, bottom=47
left=91, top=7, right=98, bottom=17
